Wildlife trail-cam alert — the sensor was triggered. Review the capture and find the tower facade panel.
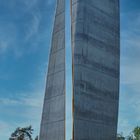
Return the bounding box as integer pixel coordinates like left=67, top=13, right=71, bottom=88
left=39, top=0, right=65, bottom=140
left=71, top=0, right=120, bottom=139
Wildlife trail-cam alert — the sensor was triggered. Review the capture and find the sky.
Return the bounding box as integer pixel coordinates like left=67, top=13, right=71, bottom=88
left=118, top=0, right=140, bottom=136
left=0, top=0, right=140, bottom=139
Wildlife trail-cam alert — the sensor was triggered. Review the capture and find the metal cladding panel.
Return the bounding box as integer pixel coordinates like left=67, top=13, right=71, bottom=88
left=39, top=0, right=65, bottom=140
left=71, top=0, right=120, bottom=140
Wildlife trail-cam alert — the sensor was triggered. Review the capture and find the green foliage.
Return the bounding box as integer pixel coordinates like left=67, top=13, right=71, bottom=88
left=117, top=126, right=140, bottom=140
left=133, top=126, right=140, bottom=140
left=126, top=133, right=134, bottom=140
left=9, top=125, right=33, bottom=140
left=117, top=133, right=125, bottom=140
left=35, top=136, right=38, bottom=140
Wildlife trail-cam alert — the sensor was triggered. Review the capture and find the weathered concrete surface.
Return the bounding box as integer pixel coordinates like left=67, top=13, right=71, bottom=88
left=39, top=0, right=65, bottom=140
left=71, top=0, right=120, bottom=139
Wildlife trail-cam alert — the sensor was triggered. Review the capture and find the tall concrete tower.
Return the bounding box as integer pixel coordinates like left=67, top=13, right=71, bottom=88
left=39, top=0, right=65, bottom=140
left=40, top=0, right=120, bottom=139
left=71, top=0, right=120, bottom=139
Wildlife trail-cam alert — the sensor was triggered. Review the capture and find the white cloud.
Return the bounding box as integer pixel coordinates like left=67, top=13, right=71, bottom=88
left=0, top=0, right=41, bottom=57
left=22, top=94, right=43, bottom=108
left=0, top=0, right=55, bottom=58
left=0, top=90, right=44, bottom=139
left=118, top=90, right=140, bottom=136
left=0, top=41, right=9, bottom=54
left=0, top=121, right=13, bottom=139
left=0, top=118, right=40, bottom=140
left=0, top=91, right=44, bottom=108
left=0, top=121, right=9, bottom=130
left=25, top=13, right=41, bottom=41
left=118, top=117, right=133, bottom=136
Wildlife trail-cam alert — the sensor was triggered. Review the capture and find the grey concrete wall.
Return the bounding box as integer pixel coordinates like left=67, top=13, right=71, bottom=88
left=71, top=0, right=120, bottom=140
left=39, top=0, right=65, bottom=139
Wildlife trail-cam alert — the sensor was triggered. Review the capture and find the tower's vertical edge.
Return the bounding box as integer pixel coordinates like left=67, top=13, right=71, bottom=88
left=39, top=0, right=65, bottom=140
left=71, top=0, right=120, bottom=140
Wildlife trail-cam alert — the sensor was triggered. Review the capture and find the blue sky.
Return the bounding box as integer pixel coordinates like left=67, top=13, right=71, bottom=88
left=118, top=0, right=140, bottom=136
left=0, top=0, right=140, bottom=139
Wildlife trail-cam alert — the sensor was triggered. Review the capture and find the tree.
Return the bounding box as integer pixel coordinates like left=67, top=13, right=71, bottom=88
left=9, top=126, right=33, bottom=140
left=126, top=133, right=134, bottom=140
left=35, top=136, right=38, bottom=140
left=125, top=126, right=140, bottom=140
left=126, top=136, right=134, bottom=140
left=133, top=126, right=140, bottom=140
left=117, top=133, right=125, bottom=140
